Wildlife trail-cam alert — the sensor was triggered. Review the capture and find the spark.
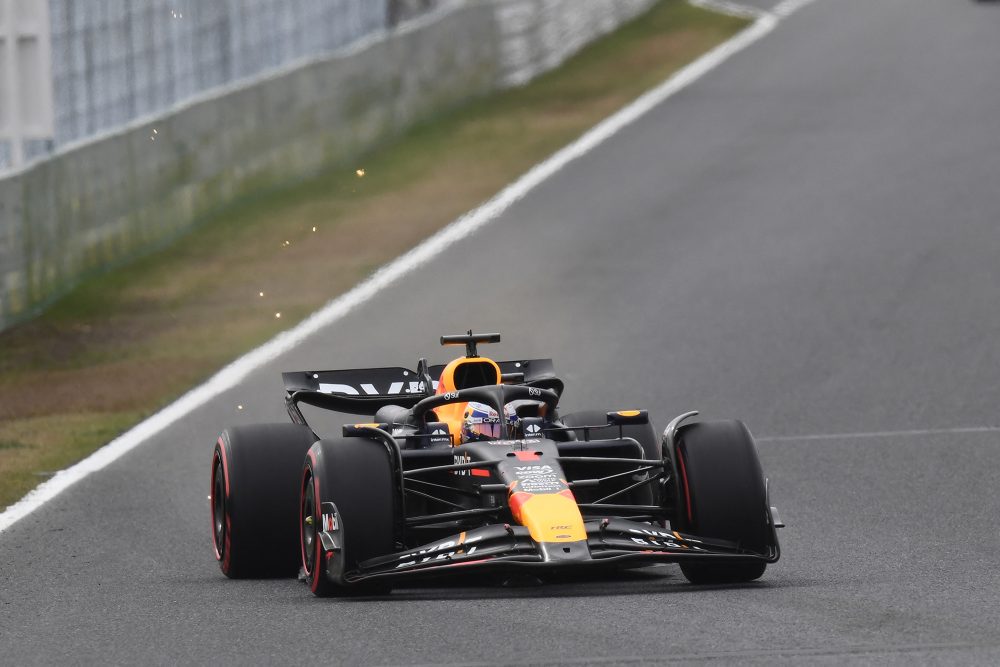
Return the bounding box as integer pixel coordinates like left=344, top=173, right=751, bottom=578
left=282, top=240, right=290, bottom=247
left=258, top=291, right=264, bottom=297
left=237, top=405, right=244, bottom=410
left=153, top=128, right=158, bottom=134
left=275, top=312, right=282, bottom=319
left=356, top=168, right=365, bottom=178
left=311, top=226, right=317, bottom=232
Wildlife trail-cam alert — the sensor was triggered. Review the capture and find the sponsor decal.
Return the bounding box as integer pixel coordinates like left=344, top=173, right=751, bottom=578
left=467, top=416, right=501, bottom=426
left=318, top=380, right=439, bottom=395
left=626, top=528, right=701, bottom=550
left=512, top=464, right=562, bottom=494
left=395, top=534, right=484, bottom=569
left=428, top=426, right=451, bottom=446
left=453, top=452, right=471, bottom=476
left=629, top=536, right=684, bottom=549
left=319, top=383, right=360, bottom=396
left=322, top=512, right=338, bottom=532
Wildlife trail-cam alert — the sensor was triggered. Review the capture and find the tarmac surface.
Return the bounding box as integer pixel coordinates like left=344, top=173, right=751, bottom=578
left=3, top=0, right=1000, bottom=664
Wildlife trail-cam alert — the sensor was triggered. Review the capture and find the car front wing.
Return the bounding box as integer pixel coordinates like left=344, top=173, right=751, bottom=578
left=342, top=518, right=779, bottom=585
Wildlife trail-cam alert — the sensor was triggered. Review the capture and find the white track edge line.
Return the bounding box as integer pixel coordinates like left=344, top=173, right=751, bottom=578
left=757, top=425, right=1000, bottom=443
left=689, top=0, right=767, bottom=20
left=0, top=0, right=813, bottom=534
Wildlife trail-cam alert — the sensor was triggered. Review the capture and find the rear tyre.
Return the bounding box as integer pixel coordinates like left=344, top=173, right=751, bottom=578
left=211, top=423, right=317, bottom=578
left=673, top=420, right=771, bottom=584
left=301, top=438, right=397, bottom=597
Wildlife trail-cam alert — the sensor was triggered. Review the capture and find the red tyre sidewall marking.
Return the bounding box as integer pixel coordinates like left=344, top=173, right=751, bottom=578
left=303, top=449, right=324, bottom=593
left=312, top=471, right=324, bottom=593
left=676, top=444, right=694, bottom=526
left=211, top=449, right=221, bottom=560
left=299, top=461, right=310, bottom=577
left=300, top=453, right=313, bottom=579
left=213, top=438, right=233, bottom=572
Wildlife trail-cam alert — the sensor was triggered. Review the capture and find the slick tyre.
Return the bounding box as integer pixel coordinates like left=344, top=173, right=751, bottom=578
left=561, top=409, right=659, bottom=505
left=301, top=438, right=397, bottom=597
left=673, top=420, right=770, bottom=584
left=211, top=423, right=317, bottom=578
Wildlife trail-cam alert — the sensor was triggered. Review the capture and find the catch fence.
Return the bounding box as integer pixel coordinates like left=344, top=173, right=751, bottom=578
left=6, top=0, right=437, bottom=169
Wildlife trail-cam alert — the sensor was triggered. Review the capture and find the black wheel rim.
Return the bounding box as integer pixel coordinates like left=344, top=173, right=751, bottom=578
left=302, top=472, right=316, bottom=574
left=212, top=457, right=226, bottom=555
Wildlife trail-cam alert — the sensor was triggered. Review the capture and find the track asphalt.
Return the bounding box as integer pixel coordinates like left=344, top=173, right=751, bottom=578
left=3, top=0, right=1000, bottom=663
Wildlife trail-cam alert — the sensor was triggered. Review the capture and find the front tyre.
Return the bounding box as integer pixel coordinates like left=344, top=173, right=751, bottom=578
left=673, top=420, right=772, bottom=584
left=301, top=438, right=397, bottom=597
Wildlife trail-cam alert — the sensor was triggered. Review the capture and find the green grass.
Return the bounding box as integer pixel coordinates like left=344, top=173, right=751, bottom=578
left=0, top=1, right=748, bottom=510
left=0, top=413, right=144, bottom=506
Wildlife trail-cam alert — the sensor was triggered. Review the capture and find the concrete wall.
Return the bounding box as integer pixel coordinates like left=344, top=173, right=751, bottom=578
left=0, top=0, right=658, bottom=331
left=496, top=0, right=655, bottom=86
left=9, top=0, right=402, bottom=168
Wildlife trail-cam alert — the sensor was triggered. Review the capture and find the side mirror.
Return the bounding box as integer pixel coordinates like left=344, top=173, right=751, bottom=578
left=606, top=410, right=649, bottom=426
left=342, top=423, right=390, bottom=437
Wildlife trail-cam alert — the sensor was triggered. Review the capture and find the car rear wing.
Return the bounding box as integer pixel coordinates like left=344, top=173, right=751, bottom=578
left=283, top=359, right=562, bottom=417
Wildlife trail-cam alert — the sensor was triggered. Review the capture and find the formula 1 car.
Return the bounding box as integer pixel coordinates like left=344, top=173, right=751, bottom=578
left=210, top=332, right=782, bottom=595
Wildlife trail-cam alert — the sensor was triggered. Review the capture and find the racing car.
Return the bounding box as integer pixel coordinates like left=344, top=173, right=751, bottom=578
left=210, top=331, right=782, bottom=595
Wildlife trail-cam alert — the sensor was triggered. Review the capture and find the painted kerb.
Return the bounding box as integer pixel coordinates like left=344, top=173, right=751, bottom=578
left=0, top=0, right=655, bottom=331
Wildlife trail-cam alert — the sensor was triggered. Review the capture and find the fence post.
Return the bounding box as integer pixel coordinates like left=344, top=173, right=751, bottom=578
left=0, top=0, right=54, bottom=169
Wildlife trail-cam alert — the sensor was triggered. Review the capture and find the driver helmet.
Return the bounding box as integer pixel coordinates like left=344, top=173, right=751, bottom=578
left=461, top=401, right=520, bottom=442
